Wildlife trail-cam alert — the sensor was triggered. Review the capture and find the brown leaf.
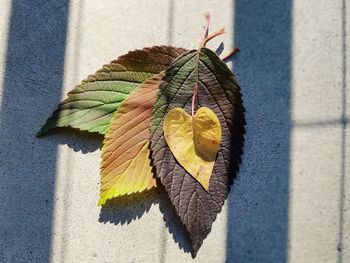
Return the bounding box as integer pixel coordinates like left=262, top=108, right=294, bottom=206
left=150, top=48, right=245, bottom=256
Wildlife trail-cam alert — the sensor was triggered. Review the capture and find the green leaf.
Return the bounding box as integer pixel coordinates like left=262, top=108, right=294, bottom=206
left=37, top=46, right=186, bottom=136
left=150, top=48, right=245, bottom=256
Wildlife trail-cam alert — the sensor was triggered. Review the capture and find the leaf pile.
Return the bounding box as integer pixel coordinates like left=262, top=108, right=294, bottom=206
left=38, top=15, right=245, bottom=257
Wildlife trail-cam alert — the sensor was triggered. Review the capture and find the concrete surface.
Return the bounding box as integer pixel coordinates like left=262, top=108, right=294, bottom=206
left=0, top=0, right=349, bottom=262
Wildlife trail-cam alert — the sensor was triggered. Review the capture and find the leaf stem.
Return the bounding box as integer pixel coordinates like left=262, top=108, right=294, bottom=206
left=199, top=28, right=225, bottom=49
left=192, top=15, right=226, bottom=117
left=199, top=12, right=210, bottom=45
left=220, top=47, right=240, bottom=61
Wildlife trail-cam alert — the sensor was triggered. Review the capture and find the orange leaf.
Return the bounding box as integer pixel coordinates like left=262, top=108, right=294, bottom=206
left=98, top=75, right=162, bottom=205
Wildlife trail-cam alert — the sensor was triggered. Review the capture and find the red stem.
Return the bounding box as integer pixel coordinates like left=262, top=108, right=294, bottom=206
left=192, top=14, right=226, bottom=116
left=199, top=13, right=210, bottom=45
left=200, top=28, right=225, bottom=49
left=220, top=47, right=240, bottom=61
left=191, top=83, right=198, bottom=117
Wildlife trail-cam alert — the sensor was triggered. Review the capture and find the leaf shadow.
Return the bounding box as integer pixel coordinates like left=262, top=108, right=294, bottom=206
left=157, top=188, right=193, bottom=255
left=38, top=127, right=103, bottom=153
left=42, top=126, right=193, bottom=253
left=40, top=127, right=192, bottom=253
left=98, top=189, right=160, bottom=225
left=214, top=41, right=225, bottom=56
left=98, top=186, right=192, bottom=254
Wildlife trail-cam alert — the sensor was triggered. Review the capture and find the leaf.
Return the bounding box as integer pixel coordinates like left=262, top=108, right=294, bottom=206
left=37, top=46, right=187, bottom=136
left=150, top=48, right=245, bottom=256
left=163, top=107, right=222, bottom=191
left=98, top=74, right=163, bottom=206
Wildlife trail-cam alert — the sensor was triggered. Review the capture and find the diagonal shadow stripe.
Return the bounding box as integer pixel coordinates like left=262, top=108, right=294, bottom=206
left=0, top=1, right=70, bottom=262
left=226, top=0, right=292, bottom=262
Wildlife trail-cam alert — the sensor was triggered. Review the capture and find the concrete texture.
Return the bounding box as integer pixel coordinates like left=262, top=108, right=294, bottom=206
left=0, top=0, right=349, bottom=262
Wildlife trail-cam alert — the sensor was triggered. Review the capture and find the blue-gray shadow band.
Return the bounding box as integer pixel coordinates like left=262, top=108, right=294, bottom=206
left=0, top=1, right=70, bottom=262
left=226, top=1, right=292, bottom=262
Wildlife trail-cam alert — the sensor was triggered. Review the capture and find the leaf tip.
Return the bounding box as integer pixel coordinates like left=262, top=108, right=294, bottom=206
left=36, top=120, right=55, bottom=138
left=191, top=251, right=197, bottom=259
left=97, top=197, right=106, bottom=207
left=36, top=129, right=46, bottom=138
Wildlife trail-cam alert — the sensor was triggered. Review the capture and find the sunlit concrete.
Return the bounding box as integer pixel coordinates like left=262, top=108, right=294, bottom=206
left=289, top=0, right=350, bottom=262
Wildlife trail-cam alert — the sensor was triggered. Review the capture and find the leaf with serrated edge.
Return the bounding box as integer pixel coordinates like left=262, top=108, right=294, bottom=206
left=37, top=46, right=186, bottom=136
left=163, top=107, right=222, bottom=191
left=150, top=48, right=245, bottom=256
left=98, top=74, right=163, bottom=206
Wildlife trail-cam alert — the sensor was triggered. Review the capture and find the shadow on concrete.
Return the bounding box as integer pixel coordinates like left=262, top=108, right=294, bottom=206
left=99, top=189, right=160, bottom=225
left=226, top=0, right=292, bottom=262
left=0, top=1, right=70, bottom=262
left=99, top=186, right=192, bottom=254
left=41, top=128, right=103, bottom=154
left=158, top=189, right=192, bottom=255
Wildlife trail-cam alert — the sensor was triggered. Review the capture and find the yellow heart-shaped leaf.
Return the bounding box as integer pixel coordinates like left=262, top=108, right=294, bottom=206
left=163, top=107, right=222, bottom=190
